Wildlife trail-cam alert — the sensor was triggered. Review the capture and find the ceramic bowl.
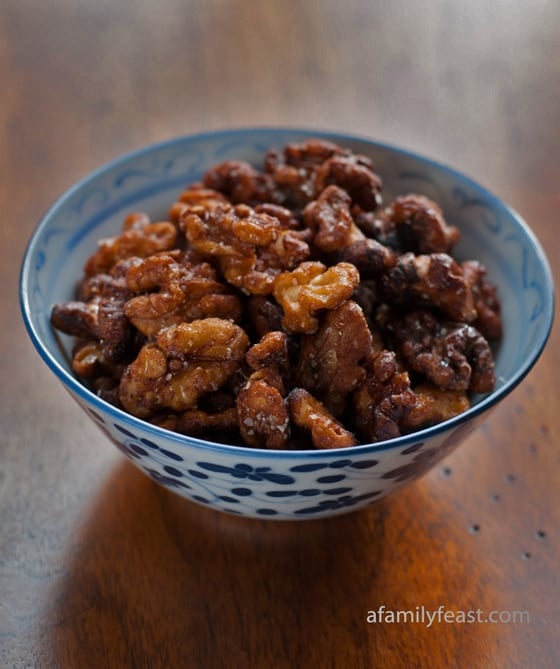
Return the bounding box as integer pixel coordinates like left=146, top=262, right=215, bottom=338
left=20, top=128, right=554, bottom=520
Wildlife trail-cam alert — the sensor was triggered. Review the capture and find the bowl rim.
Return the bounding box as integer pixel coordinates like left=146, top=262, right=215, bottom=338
left=19, top=126, right=556, bottom=459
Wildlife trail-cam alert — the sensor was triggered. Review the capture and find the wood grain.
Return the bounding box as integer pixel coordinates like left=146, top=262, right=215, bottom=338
left=1, top=1, right=559, bottom=667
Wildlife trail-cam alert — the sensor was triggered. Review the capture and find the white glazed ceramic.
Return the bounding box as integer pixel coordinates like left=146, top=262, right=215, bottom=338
left=20, top=128, right=555, bottom=519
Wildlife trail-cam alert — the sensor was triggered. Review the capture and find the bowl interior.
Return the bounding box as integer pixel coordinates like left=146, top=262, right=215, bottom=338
left=20, top=128, right=555, bottom=452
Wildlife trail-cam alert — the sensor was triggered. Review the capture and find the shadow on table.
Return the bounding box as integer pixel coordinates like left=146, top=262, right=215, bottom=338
left=40, top=459, right=507, bottom=668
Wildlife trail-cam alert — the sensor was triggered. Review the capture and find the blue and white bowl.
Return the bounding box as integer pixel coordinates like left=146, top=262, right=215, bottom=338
left=20, top=128, right=555, bottom=519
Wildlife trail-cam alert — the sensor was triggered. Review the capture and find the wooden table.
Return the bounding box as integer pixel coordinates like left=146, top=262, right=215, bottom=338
left=2, top=1, right=559, bottom=667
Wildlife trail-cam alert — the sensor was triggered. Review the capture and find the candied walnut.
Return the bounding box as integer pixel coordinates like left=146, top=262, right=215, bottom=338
left=245, top=229, right=311, bottom=294
left=272, top=138, right=347, bottom=170
left=352, top=350, right=417, bottom=442
left=352, top=279, right=384, bottom=332
left=287, top=388, right=358, bottom=449
left=381, top=252, right=477, bottom=323
left=71, top=340, right=126, bottom=406
left=119, top=319, right=249, bottom=418
left=295, top=301, right=375, bottom=416
left=462, top=260, right=502, bottom=340
left=303, top=185, right=395, bottom=273
left=389, top=309, right=496, bottom=393
left=51, top=300, right=100, bottom=339
left=338, top=238, right=396, bottom=275
left=246, top=296, right=284, bottom=338
left=353, top=207, right=398, bottom=247
left=254, top=203, right=303, bottom=230
left=76, top=272, right=113, bottom=302
left=123, top=252, right=242, bottom=338
left=95, top=261, right=137, bottom=361
left=52, top=261, right=136, bottom=363
left=84, top=218, right=177, bottom=277
left=168, top=186, right=230, bottom=224
left=273, top=261, right=360, bottom=333
left=70, top=339, right=122, bottom=379
left=390, top=193, right=460, bottom=254
left=263, top=139, right=348, bottom=208
left=245, top=331, right=289, bottom=375
left=184, top=203, right=303, bottom=295
left=202, top=161, right=271, bottom=204
left=303, top=184, right=355, bottom=252
left=156, top=317, right=248, bottom=362
left=90, top=375, right=122, bottom=406
left=404, top=383, right=470, bottom=430
left=153, top=406, right=239, bottom=436
left=315, top=154, right=383, bottom=211
left=237, top=368, right=290, bottom=449
left=122, top=212, right=152, bottom=230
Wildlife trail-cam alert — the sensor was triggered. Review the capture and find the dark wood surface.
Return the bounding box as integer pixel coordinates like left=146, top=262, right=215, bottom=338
left=1, top=1, right=559, bottom=667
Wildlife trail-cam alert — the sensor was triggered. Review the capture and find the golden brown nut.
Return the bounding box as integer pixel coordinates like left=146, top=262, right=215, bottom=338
left=315, top=153, right=383, bottom=211
left=202, top=160, right=274, bottom=204
left=168, top=186, right=230, bottom=224
left=245, top=229, right=311, bottom=295
left=94, top=260, right=138, bottom=361
left=51, top=299, right=100, bottom=339
left=254, top=203, right=303, bottom=230
left=303, top=184, right=356, bottom=253
left=262, top=138, right=350, bottom=208
left=84, top=218, right=177, bottom=277
left=71, top=340, right=109, bottom=378
left=246, top=296, right=284, bottom=338
left=237, top=368, right=290, bottom=449
left=52, top=260, right=137, bottom=363
left=183, top=203, right=296, bottom=295
left=272, top=261, right=360, bottom=333
left=295, top=301, right=375, bottom=416
left=153, top=406, right=239, bottom=436
left=352, top=350, right=417, bottom=442
left=388, top=309, right=496, bottom=393
left=390, top=193, right=460, bottom=254
left=70, top=340, right=127, bottom=407
left=381, top=252, right=477, bottom=323
left=287, top=388, right=358, bottom=449
left=245, top=331, right=289, bottom=375
left=274, top=138, right=347, bottom=169
left=303, top=185, right=396, bottom=274
left=404, top=383, right=470, bottom=430
left=123, top=252, right=242, bottom=338
left=119, top=319, right=249, bottom=418
left=461, top=260, right=503, bottom=340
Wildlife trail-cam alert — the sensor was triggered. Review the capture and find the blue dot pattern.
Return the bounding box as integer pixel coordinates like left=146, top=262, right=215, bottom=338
left=78, top=406, right=475, bottom=519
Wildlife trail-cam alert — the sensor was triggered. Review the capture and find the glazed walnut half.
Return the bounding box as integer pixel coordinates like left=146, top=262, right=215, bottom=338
left=119, top=318, right=249, bottom=418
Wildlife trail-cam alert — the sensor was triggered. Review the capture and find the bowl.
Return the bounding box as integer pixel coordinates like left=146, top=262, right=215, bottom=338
left=20, top=128, right=554, bottom=520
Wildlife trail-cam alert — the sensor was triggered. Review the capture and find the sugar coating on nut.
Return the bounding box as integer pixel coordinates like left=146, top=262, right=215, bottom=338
left=123, top=252, right=242, bottom=338
left=273, top=261, right=360, bottom=333
left=382, top=252, right=477, bottom=323
left=237, top=368, right=290, bottom=449
left=295, top=300, right=375, bottom=417
left=84, top=217, right=177, bottom=277
left=287, top=388, right=358, bottom=449
left=387, top=309, right=496, bottom=393
left=404, top=383, right=470, bottom=430
left=391, top=193, right=460, bottom=254
left=119, top=319, right=249, bottom=418
left=353, top=350, right=417, bottom=442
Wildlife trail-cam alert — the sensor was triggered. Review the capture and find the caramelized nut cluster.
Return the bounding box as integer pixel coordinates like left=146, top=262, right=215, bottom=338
left=51, top=139, right=502, bottom=449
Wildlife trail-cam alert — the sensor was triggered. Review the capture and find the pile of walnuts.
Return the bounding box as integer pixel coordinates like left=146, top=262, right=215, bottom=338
left=51, top=139, right=502, bottom=449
